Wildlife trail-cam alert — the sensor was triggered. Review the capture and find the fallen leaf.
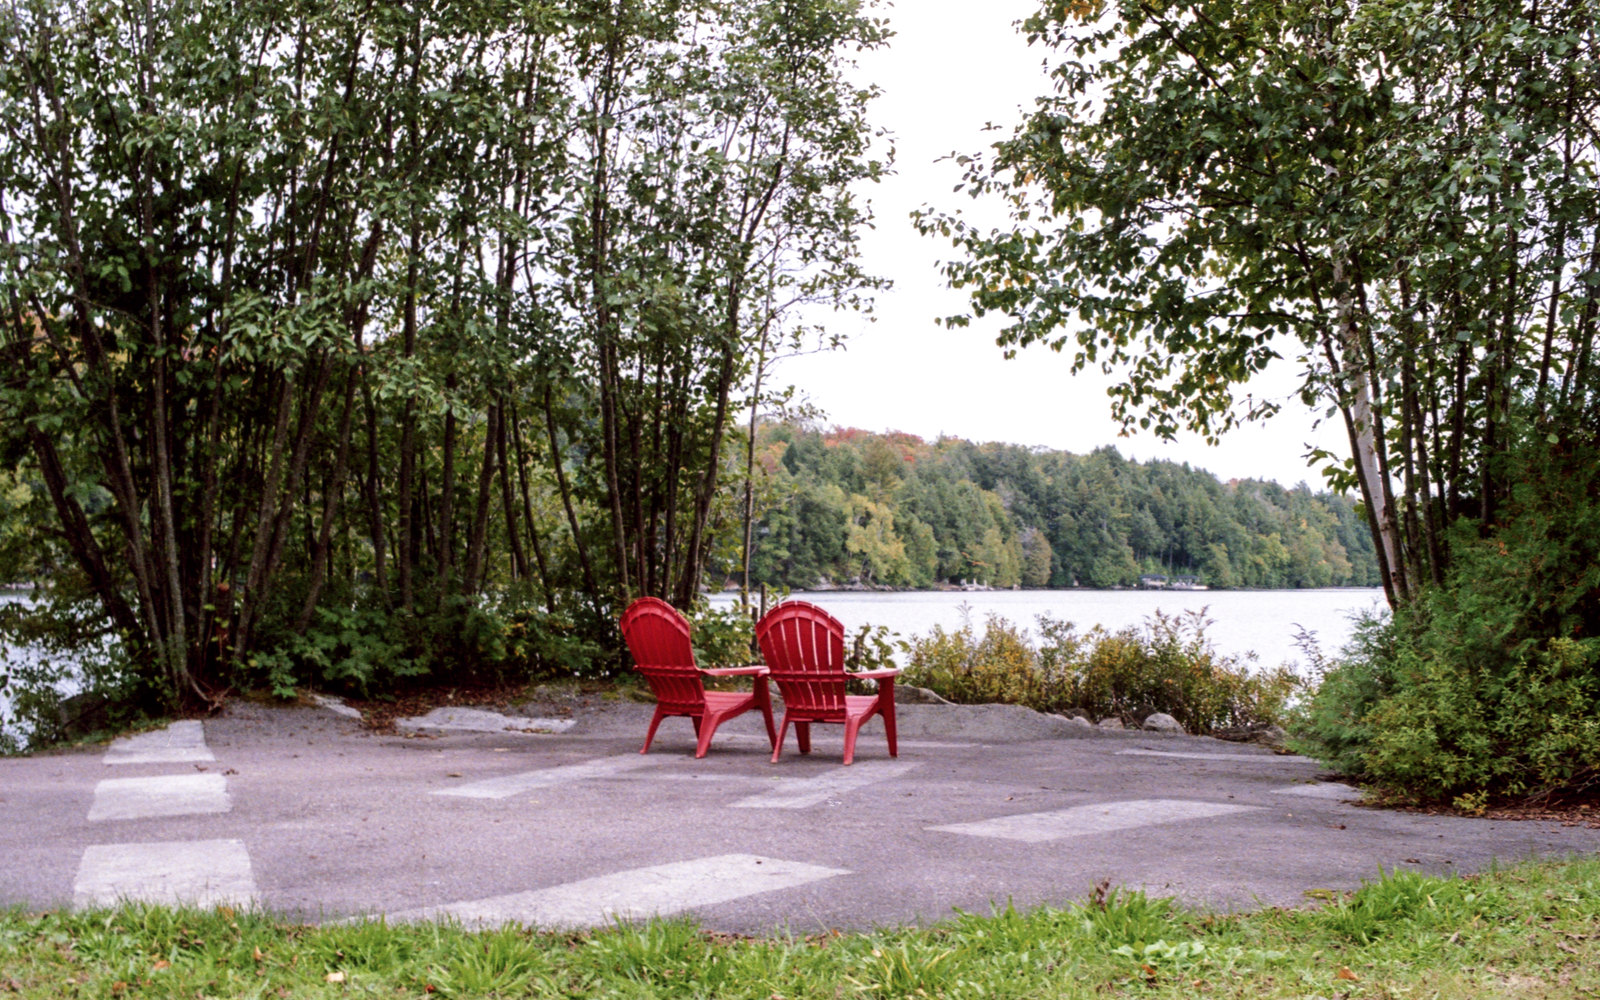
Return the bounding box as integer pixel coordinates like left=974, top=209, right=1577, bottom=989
left=1335, top=966, right=1359, bottom=982
left=152, top=961, right=170, bottom=972
left=446, top=773, right=463, bottom=778
left=1557, top=941, right=1580, bottom=955
left=253, top=946, right=265, bottom=962
left=1141, top=963, right=1158, bottom=977
left=326, top=971, right=346, bottom=983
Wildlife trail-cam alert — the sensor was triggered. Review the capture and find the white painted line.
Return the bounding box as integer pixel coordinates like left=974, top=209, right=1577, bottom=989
left=104, top=720, right=214, bottom=765
left=929, top=798, right=1262, bottom=843
left=309, top=694, right=363, bottom=720
left=731, top=761, right=919, bottom=809
left=74, top=839, right=257, bottom=908
left=88, top=774, right=231, bottom=821
left=432, top=755, right=658, bottom=800
left=396, top=706, right=576, bottom=735
left=1273, top=782, right=1360, bottom=800
left=718, top=732, right=974, bottom=750
left=644, top=774, right=747, bottom=782
left=1116, top=749, right=1311, bottom=763
left=383, top=854, right=849, bottom=928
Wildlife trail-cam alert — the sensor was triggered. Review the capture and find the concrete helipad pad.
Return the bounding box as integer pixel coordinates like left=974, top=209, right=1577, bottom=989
left=3, top=699, right=1595, bottom=934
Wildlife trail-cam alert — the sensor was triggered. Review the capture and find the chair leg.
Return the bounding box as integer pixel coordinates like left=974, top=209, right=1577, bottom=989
left=695, top=709, right=727, bottom=759
left=796, top=722, right=812, bottom=755
left=881, top=698, right=898, bottom=758
left=755, top=680, right=778, bottom=751
left=842, top=715, right=864, bottom=766
left=640, top=706, right=670, bottom=754
left=771, top=714, right=792, bottom=764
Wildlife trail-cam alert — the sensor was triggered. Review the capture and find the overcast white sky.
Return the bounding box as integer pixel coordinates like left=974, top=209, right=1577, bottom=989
left=771, top=0, right=1348, bottom=489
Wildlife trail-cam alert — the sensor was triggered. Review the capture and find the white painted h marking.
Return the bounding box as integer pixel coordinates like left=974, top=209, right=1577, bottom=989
left=381, top=854, right=849, bottom=928
left=432, top=755, right=658, bottom=800
left=930, top=798, right=1261, bottom=843
left=88, top=774, right=231, bottom=822
left=730, top=761, right=918, bottom=809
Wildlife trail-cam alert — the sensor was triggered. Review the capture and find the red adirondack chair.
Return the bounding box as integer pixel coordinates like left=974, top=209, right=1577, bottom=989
left=620, top=597, right=776, bottom=758
left=754, top=600, right=901, bottom=765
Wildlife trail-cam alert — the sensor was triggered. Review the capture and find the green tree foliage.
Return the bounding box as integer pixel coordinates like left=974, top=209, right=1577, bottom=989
left=918, top=0, right=1600, bottom=609
left=920, top=0, right=1600, bottom=802
left=0, top=0, right=887, bottom=712
left=724, top=422, right=1379, bottom=590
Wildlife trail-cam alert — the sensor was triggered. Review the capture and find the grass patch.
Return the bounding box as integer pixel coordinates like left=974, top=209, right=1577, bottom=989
left=3, top=859, right=1597, bottom=998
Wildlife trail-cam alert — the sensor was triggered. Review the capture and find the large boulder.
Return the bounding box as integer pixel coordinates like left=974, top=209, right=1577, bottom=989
left=1141, top=712, right=1184, bottom=734
left=1212, top=723, right=1288, bottom=749
left=894, top=685, right=953, bottom=705
left=890, top=702, right=1103, bottom=740
left=55, top=691, right=110, bottom=738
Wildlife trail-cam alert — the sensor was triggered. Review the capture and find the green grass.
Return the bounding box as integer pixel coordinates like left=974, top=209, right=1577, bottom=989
left=4, top=859, right=1598, bottom=998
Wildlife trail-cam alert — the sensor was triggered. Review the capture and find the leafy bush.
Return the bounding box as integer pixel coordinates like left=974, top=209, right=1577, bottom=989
left=247, top=589, right=607, bottom=700
left=1293, top=437, right=1600, bottom=804
left=1286, top=611, right=1397, bottom=775
left=686, top=603, right=759, bottom=669
left=903, top=609, right=1300, bottom=734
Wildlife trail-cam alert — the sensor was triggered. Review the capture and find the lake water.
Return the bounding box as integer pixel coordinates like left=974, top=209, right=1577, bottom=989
left=710, top=588, right=1387, bottom=672
left=0, top=591, right=41, bottom=747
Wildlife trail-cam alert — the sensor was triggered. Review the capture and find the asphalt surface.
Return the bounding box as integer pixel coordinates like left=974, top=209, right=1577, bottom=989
left=2, top=695, right=1595, bottom=934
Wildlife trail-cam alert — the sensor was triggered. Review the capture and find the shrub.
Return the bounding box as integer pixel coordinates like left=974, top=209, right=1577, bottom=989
left=1292, top=436, right=1600, bottom=804
left=246, top=589, right=607, bottom=700
left=903, top=609, right=1300, bottom=734
left=903, top=613, right=1044, bottom=707
left=686, top=603, right=758, bottom=669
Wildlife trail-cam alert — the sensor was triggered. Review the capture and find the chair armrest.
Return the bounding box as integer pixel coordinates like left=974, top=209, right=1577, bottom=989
left=849, top=668, right=902, bottom=681
left=700, top=665, right=768, bottom=677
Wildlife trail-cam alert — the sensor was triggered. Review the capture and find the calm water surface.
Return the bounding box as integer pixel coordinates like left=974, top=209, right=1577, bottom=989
left=712, top=588, right=1387, bottom=672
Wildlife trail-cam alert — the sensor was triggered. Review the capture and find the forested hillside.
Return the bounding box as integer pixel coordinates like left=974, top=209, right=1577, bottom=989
left=728, top=424, right=1380, bottom=591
